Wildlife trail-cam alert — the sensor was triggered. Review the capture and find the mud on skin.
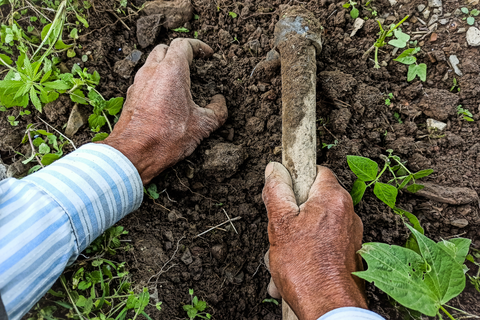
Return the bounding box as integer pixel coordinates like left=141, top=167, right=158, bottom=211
left=0, top=0, right=478, bottom=318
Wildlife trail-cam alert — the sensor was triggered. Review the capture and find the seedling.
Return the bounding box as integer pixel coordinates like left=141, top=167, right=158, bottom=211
left=144, top=183, right=161, bottom=200
left=262, top=299, right=279, bottom=305
left=343, top=0, right=359, bottom=19
left=183, top=289, right=211, bottom=319
left=467, top=249, right=480, bottom=292
left=394, top=47, right=427, bottom=82
left=172, top=27, right=190, bottom=32
left=355, top=224, right=471, bottom=320
left=228, top=11, right=238, bottom=18
left=7, top=115, right=19, bottom=126
left=385, top=92, right=393, bottom=106
left=363, top=16, right=410, bottom=69
left=394, top=112, right=403, bottom=124
left=450, top=77, right=459, bottom=92
left=364, top=1, right=378, bottom=17
left=461, top=7, right=479, bottom=25
left=85, top=225, right=129, bottom=255
left=457, top=105, right=474, bottom=122
left=322, top=140, right=338, bottom=149
left=348, top=150, right=433, bottom=209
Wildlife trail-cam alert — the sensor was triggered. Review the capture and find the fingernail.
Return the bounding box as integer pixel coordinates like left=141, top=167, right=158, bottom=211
left=265, top=162, right=275, bottom=179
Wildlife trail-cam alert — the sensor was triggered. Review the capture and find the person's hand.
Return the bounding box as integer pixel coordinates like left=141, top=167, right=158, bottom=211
left=100, top=39, right=228, bottom=184
left=263, top=162, right=368, bottom=320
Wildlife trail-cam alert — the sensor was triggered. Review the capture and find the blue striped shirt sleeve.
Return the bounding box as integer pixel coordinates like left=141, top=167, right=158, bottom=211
left=0, top=143, right=143, bottom=320
left=318, top=307, right=385, bottom=320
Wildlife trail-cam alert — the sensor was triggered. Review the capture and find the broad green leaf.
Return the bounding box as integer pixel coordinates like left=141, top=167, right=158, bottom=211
left=413, top=169, right=433, bottom=179
left=438, top=238, right=471, bottom=266
left=0, top=80, right=24, bottom=89
left=461, top=7, right=469, bottom=14
left=467, top=16, right=475, bottom=25
left=70, top=28, right=79, bottom=39
left=33, top=137, right=45, bottom=147
left=84, top=297, right=93, bottom=314
left=155, top=302, right=162, bottom=311
left=71, top=89, right=88, bottom=104
left=354, top=225, right=467, bottom=317
left=398, top=175, right=412, bottom=190
left=192, top=296, right=198, bottom=306
left=105, top=97, right=124, bottom=115
left=350, top=7, right=359, bottom=19
left=43, top=80, right=71, bottom=90
left=394, top=207, right=424, bottom=234
left=347, top=155, right=378, bottom=181
left=407, top=64, right=427, bottom=82
left=0, top=54, right=12, bottom=65
left=92, top=132, right=109, bottom=142
left=393, top=48, right=417, bottom=65
left=78, top=281, right=91, bottom=290
left=41, top=153, right=60, bottom=165
left=76, top=295, right=88, bottom=307
left=229, top=11, right=238, bottom=18
left=373, top=182, right=397, bottom=208
left=39, top=143, right=50, bottom=154
left=343, top=3, right=351, bottom=8
left=388, top=29, right=410, bottom=48
left=407, top=184, right=424, bottom=193
left=76, top=13, right=89, bottom=28
left=187, top=308, right=197, bottom=318
left=88, top=114, right=106, bottom=130
left=351, top=179, right=366, bottom=206
left=195, top=300, right=207, bottom=312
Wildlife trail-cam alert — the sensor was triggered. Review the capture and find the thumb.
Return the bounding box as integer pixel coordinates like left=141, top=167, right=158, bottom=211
left=204, top=94, right=228, bottom=127
left=262, top=162, right=298, bottom=222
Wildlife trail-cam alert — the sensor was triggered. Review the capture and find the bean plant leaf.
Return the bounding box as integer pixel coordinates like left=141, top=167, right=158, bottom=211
left=347, top=155, right=378, bottom=181
left=71, top=89, right=88, bottom=104
left=105, top=97, right=124, bottom=115
left=388, top=29, right=410, bottom=48
left=467, top=17, right=475, bottom=25
left=407, top=184, right=424, bottom=193
left=393, top=48, right=418, bottom=65
left=373, top=182, right=397, bottom=208
left=394, top=207, right=424, bottom=234
left=461, top=7, right=469, bottom=14
left=407, top=64, right=427, bottom=82
left=350, top=7, right=359, bottom=19
left=92, top=132, right=109, bottom=142
left=438, top=238, right=471, bottom=266
left=343, top=2, right=351, bottom=8
left=398, top=175, right=412, bottom=190
left=413, top=169, right=433, bottom=179
left=354, top=224, right=468, bottom=317
left=88, top=114, right=106, bottom=131
left=472, top=9, right=480, bottom=16
left=351, top=179, right=367, bottom=206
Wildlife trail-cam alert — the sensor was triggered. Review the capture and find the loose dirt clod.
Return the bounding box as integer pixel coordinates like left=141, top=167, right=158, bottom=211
left=202, top=143, right=247, bottom=181
left=143, top=0, right=193, bottom=28
left=418, top=88, right=460, bottom=121
left=136, top=14, right=164, bottom=48
left=415, top=182, right=479, bottom=205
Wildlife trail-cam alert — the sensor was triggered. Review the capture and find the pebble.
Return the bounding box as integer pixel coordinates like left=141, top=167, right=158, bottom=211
left=439, top=18, right=449, bottom=25
left=181, top=248, right=193, bottom=265
left=113, top=49, right=143, bottom=79
left=430, top=33, right=438, bottom=41
left=428, top=14, right=439, bottom=25
left=202, top=143, right=248, bottom=182
left=449, top=55, right=463, bottom=76
left=211, top=244, right=227, bottom=262
left=418, top=4, right=426, bottom=12
left=433, top=8, right=441, bottom=14
left=444, top=13, right=451, bottom=17
left=427, top=118, right=447, bottom=132
left=454, top=8, right=462, bottom=16
left=457, top=28, right=467, bottom=33
left=350, top=17, right=365, bottom=37
left=451, top=219, right=469, bottom=228
left=423, top=9, right=431, bottom=19
left=65, top=104, right=89, bottom=137
left=466, top=27, right=480, bottom=46
left=428, top=0, right=442, bottom=7
left=164, top=230, right=174, bottom=242
left=429, top=23, right=438, bottom=31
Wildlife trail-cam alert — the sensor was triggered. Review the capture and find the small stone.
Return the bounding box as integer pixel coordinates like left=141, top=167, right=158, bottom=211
left=454, top=8, right=462, bottom=16
left=449, top=55, right=463, bottom=76
left=428, top=0, right=442, bottom=7
left=457, top=28, right=467, bottom=33
left=143, top=0, right=193, bottom=28
left=417, top=4, right=426, bottom=12
left=114, top=49, right=143, bottom=79
left=429, top=23, right=438, bottom=32
left=451, top=219, right=469, bottom=228
left=211, top=244, right=227, bottom=262
left=426, top=118, right=447, bottom=132
left=423, top=9, right=431, bottom=19
left=203, top=143, right=248, bottom=182
left=167, top=209, right=182, bottom=222
left=164, top=230, right=174, bottom=242
left=466, top=27, right=480, bottom=46
left=419, top=41, right=425, bottom=46
left=430, top=33, right=438, bottom=42
left=444, top=13, right=451, bottom=17
left=350, top=17, right=365, bottom=37
left=136, top=14, right=163, bottom=48
left=428, top=14, right=439, bottom=25
left=218, top=29, right=233, bottom=45
left=164, top=242, right=172, bottom=250
left=433, top=8, right=441, bottom=14
left=439, top=18, right=449, bottom=25
left=181, top=248, right=193, bottom=265
left=65, top=104, right=89, bottom=137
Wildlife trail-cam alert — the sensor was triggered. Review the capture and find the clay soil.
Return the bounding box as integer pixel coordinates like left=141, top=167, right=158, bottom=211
left=3, top=0, right=480, bottom=318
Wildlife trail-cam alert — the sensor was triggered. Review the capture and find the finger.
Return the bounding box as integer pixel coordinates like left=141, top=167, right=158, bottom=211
left=164, top=38, right=214, bottom=66
left=307, top=166, right=343, bottom=198
left=144, top=44, right=169, bottom=67
left=262, top=162, right=298, bottom=221
left=203, top=94, right=228, bottom=127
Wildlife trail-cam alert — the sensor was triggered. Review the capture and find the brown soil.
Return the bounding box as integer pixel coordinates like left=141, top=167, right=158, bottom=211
left=4, top=0, right=480, bottom=318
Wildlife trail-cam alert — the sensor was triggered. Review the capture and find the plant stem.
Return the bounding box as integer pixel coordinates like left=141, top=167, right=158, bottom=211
left=27, top=129, right=45, bottom=168
left=102, top=110, right=113, bottom=132
left=445, top=305, right=480, bottom=319
left=440, top=305, right=457, bottom=320
left=60, top=277, right=88, bottom=320
left=367, top=163, right=389, bottom=187
left=374, top=46, right=380, bottom=68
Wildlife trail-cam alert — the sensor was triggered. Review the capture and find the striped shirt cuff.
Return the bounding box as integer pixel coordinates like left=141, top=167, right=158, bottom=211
left=22, top=143, right=143, bottom=253
left=318, top=307, right=385, bottom=320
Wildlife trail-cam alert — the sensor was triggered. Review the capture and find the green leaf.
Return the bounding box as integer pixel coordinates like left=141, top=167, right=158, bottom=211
left=438, top=238, right=471, bottom=266
left=0, top=54, right=12, bottom=65
left=92, top=132, right=109, bottom=142
left=398, top=175, right=412, bottom=190
left=105, top=97, right=124, bottom=115
left=88, top=114, right=106, bottom=131
left=346, top=155, right=378, bottom=181
left=471, top=9, right=480, bottom=16
left=343, top=3, right=351, bottom=8
left=407, top=184, right=424, bottom=193
left=172, top=27, right=189, bottom=32
left=78, top=281, right=91, bottom=290
left=39, top=143, right=50, bottom=154
left=43, top=80, right=72, bottom=90
left=354, top=225, right=467, bottom=317
left=407, top=64, right=427, bottom=82
left=155, top=302, right=162, bottom=311
left=67, top=48, right=76, bottom=58
left=467, top=16, right=475, bottom=25
left=189, top=289, right=194, bottom=295
left=461, top=7, right=469, bottom=14
left=394, top=207, right=424, bottom=234
left=76, top=13, right=89, bottom=28
left=70, top=28, right=79, bottom=39
left=373, top=182, right=397, bottom=208
left=54, top=300, right=73, bottom=309
left=350, top=7, right=359, bottom=19
left=195, top=300, right=207, bottom=312
left=76, top=295, right=88, bottom=307
left=71, top=89, right=88, bottom=104
left=388, top=29, right=410, bottom=48
left=187, top=308, right=198, bottom=318
left=413, top=169, right=433, bottom=179
left=393, top=48, right=418, bottom=65
left=229, top=11, right=238, bottom=18
left=30, top=87, right=42, bottom=112
left=351, top=179, right=367, bottom=206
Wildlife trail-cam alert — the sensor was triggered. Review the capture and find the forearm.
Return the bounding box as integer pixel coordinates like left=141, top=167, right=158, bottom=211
left=0, top=143, right=143, bottom=320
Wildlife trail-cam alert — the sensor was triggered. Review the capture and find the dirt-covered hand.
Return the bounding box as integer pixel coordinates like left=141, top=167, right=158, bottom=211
left=100, top=39, right=228, bottom=184
left=263, top=162, right=368, bottom=320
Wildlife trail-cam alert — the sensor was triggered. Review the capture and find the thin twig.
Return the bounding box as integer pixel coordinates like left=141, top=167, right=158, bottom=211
left=322, top=125, right=339, bottom=141
left=194, top=216, right=242, bottom=238
left=25, top=0, right=52, bottom=22
left=27, top=129, right=45, bottom=168
left=38, top=117, right=76, bottom=149
left=148, top=236, right=185, bottom=285
left=109, top=10, right=131, bottom=31
left=222, top=208, right=238, bottom=234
